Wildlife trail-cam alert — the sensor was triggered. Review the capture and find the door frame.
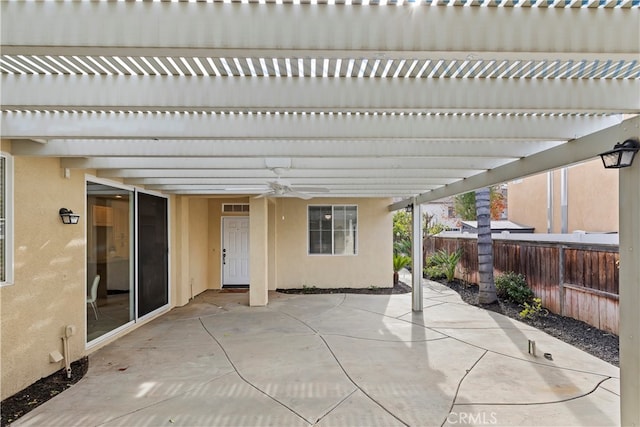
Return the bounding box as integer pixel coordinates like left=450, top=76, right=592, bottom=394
left=84, top=176, right=171, bottom=349
left=220, top=216, right=250, bottom=288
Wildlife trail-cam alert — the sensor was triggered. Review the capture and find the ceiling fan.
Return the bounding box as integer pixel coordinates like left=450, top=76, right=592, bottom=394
left=225, top=168, right=330, bottom=199
left=255, top=180, right=330, bottom=200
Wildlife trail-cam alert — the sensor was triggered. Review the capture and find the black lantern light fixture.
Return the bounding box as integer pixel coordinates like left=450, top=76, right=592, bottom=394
left=599, top=138, right=640, bottom=169
left=59, top=208, right=80, bottom=225
left=405, top=203, right=414, bottom=213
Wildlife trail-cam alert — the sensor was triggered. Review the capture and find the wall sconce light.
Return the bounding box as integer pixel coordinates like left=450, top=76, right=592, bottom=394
left=405, top=203, right=413, bottom=213
left=59, top=208, right=80, bottom=225
left=600, top=138, right=640, bottom=169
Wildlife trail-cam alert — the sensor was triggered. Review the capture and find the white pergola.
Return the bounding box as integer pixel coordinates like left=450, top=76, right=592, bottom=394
left=1, top=0, right=639, bottom=424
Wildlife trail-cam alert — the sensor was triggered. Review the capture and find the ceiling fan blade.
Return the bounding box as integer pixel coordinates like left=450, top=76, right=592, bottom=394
left=224, top=187, right=269, bottom=191
left=290, top=186, right=330, bottom=193
left=285, top=191, right=313, bottom=200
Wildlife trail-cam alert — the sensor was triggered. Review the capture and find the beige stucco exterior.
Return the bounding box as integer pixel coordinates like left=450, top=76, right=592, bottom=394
left=273, top=197, right=393, bottom=289
left=508, top=159, right=619, bottom=233
left=1, top=151, right=393, bottom=399
left=1, top=153, right=87, bottom=399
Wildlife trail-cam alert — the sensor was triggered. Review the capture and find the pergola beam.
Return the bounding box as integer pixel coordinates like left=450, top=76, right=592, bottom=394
left=99, top=168, right=480, bottom=179
left=389, top=115, right=640, bottom=210
left=2, top=2, right=637, bottom=56
left=125, top=177, right=455, bottom=185
left=60, top=156, right=514, bottom=170
left=1, top=111, right=621, bottom=140
left=11, top=139, right=562, bottom=158
left=3, top=75, right=638, bottom=113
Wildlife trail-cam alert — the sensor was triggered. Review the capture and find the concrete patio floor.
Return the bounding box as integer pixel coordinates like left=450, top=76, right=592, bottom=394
left=14, top=277, right=620, bottom=427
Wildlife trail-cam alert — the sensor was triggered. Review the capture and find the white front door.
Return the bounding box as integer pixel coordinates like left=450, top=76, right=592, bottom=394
left=222, top=217, right=250, bottom=286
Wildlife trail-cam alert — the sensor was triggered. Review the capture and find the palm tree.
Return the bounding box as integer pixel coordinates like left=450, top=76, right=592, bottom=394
left=476, top=187, right=497, bottom=304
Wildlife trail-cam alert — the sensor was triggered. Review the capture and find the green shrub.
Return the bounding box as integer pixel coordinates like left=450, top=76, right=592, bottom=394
left=393, top=254, right=411, bottom=272
left=424, top=265, right=446, bottom=280
left=429, top=248, right=463, bottom=282
left=519, top=298, right=547, bottom=319
left=495, top=272, right=533, bottom=304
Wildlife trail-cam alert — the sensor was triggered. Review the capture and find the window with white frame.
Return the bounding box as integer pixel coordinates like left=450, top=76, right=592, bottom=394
left=1, top=152, right=13, bottom=285
left=308, top=205, right=357, bottom=255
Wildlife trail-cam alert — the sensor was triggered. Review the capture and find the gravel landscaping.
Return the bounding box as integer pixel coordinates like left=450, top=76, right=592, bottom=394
left=440, top=279, right=619, bottom=367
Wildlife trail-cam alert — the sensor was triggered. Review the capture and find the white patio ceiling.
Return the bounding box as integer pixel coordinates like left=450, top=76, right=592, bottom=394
left=1, top=0, right=639, bottom=203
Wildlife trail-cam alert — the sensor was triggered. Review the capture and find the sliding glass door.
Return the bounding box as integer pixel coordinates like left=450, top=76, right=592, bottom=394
left=86, top=182, right=134, bottom=342
left=137, top=191, right=169, bottom=318
left=86, top=182, right=169, bottom=344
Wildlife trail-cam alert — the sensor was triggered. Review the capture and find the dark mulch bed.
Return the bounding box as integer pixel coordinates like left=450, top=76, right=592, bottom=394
left=1, top=357, right=88, bottom=427
left=277, top=280, right=412, bottom=295
left=441, top=279, right=619, bottom=367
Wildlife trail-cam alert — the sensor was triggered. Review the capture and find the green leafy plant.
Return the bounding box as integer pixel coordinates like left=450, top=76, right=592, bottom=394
left=495, top=272, right=533, bottom=304
left=429, top=248, right=463, bottom=282
left=393, top=239, right=412, bottom=256
left=424, top=265, right=446, bottom=280
left=519, top=298, right=548, bottom=319
left=393, top=254, right=411, bottom=272
left=302, top=285, right=318, bottom=294
left=426, top=222, right=449, bottom=236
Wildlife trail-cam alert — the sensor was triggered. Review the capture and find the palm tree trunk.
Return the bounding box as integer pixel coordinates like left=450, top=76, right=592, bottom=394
left=476, top=187, right=497, bottom=304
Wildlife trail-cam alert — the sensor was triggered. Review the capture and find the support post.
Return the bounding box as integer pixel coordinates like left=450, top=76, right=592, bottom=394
left=619, top=160, right=640, bottom=426
left=249, top=197, right=269, bottom=307
left=411, top=200, right=423, bottom=312
left=560, top=167, right=568, bottom=234
left=558, top=246, right=565, bottom=316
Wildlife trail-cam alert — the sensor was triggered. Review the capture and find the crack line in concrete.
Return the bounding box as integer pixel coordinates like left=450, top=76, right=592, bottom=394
left=427, top=325, right=620, bottom=379
left=278, top=310, right=410, bottom=427
left=322, top=333, right=450, bottom=343
left=338, top=298, right=616, bottom=379
left=94, top=371, right=237, bottom=427
left=198, top=318, right=310, bottom=425
left=395, top=310, right=414, bottom=319
left=383, top=302, right=619, bottom=380
left=419, top=301, right=449, bottom=310
left=452, top=376, right=613, bottom=407
left=598, top=377, right=620, bottom=397
left=275, top=293, right=348, bottom=324
left=316, top=334, right=410, bottom=427
left=312, top=388, right=358, bottom=426
left=441, top=350, right=488, bottom=427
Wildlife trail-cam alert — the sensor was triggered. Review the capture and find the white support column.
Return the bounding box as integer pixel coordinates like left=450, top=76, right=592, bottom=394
left=411, top=200, right=423, bottom=312
left=249, top=197, right=269, bottom=307
left=560, top=167, right=569, bottom=234
left=619, top=159, right=640, bottom=426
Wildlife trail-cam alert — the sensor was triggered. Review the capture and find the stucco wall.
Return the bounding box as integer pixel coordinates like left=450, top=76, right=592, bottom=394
left=1, top=156, right=87, bottom=400
left=508, top=160, right=618, bottom=234
left=188, top=198, right=209, bottom=297
left=508, top=174, right=547, bottom=233
left=567, top=160, right=618, bottom=232
left=274, top=197, right=393, bottom=289
left=171, top=195, right=190, bottom=307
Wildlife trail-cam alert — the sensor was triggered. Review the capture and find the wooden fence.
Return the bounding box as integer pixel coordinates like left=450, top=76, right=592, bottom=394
left=424, top=235, right=619, bottom=334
